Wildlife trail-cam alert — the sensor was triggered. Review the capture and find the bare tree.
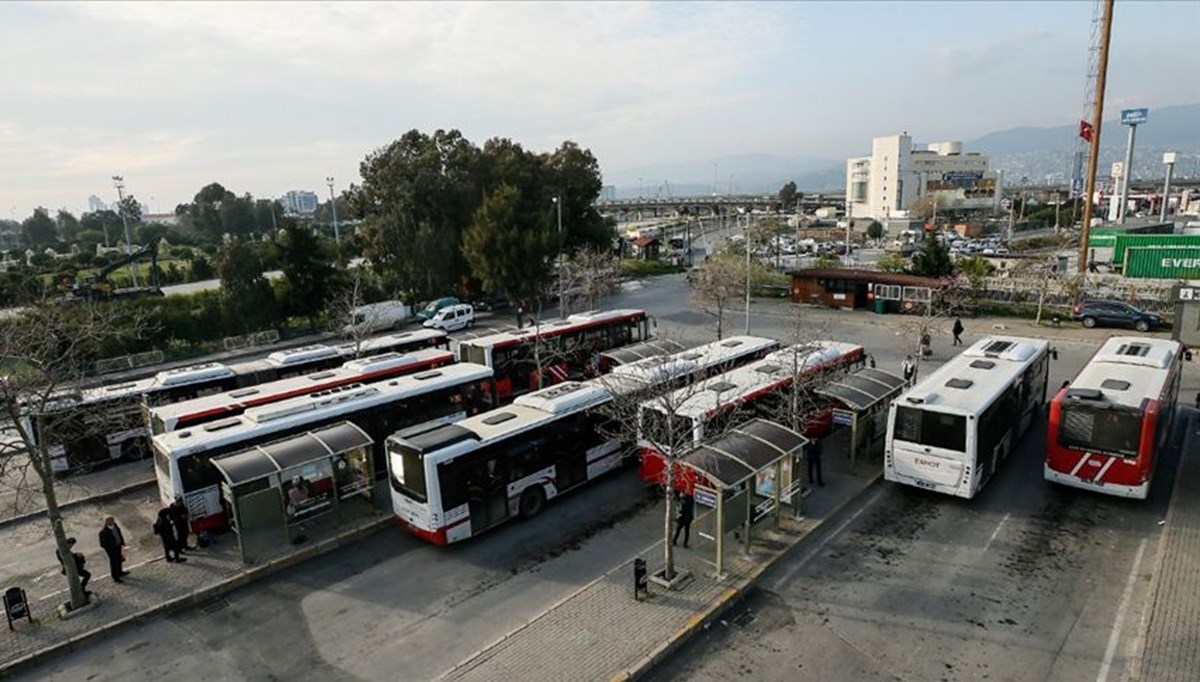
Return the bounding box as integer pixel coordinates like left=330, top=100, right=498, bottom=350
left=326, top=266, right=372, bottom=358
left=558, top=248, right=621, bottom=315
left=0, top=299, right=147, bottom=614
left=689, top=248, right=769, bottom=340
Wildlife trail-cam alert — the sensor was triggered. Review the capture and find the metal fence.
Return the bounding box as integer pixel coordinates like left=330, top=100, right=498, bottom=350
left=94, top=350, right=165, bottom=375
left=222, top=329, right=281, bottom=352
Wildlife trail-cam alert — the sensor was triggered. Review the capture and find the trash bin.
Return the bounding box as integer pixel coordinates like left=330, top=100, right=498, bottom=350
left=874, top=299, right=886, bottom=315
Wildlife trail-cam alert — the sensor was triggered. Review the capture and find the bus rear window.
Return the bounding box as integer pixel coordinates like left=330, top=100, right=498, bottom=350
left=389, top=442, right=427, bottom=502
left=1057, top=405, right=1141, bottom=458
left=464, top=344, right=488, bottom=367
left=893, top=406, right=966, bottom=452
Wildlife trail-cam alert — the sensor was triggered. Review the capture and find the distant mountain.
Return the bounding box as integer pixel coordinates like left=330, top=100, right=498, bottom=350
left=604, top=153, right=837, bottom=198
left=970, top=103, right=1200, bottom=155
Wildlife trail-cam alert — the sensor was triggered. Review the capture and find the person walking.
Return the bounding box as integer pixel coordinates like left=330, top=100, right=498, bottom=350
left=952, top=317, right=965, bottom=346
left=98, top=516, right=129, bottom=582
left=56, top=537, right=92, bottom=597
left=672, top=492, right=695, bottom=548
left=168, top=496, right=193, bottom=551
left=154, top=508, right=186, bottom=563
left=807, top=438, right=825, bottom=488
left=901, top=355, right=916, bottom=385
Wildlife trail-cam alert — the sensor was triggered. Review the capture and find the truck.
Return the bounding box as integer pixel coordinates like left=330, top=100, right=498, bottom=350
left=342, top=300, right=411, bottom=336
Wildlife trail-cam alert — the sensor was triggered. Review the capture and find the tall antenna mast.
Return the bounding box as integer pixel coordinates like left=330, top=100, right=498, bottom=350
left=1077, top=0, right=1115, bottom=275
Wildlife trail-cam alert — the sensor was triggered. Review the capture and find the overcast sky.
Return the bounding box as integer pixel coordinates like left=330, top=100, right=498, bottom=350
left=2, top=1, right=1196, bottom=218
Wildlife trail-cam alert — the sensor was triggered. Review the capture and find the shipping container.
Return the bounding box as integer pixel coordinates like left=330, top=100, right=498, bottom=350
left=1122, top=246, right=1200, bottom=279
left=1113, top=234, right=1200, bottom=269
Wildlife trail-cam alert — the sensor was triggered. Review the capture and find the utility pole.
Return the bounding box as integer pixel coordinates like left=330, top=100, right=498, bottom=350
left=112, top=175, right=139, bottom=287
left=743, top=213, right=751, bottom=335
left=553, top=195, right=564, bottom=317
left=1078, top=0, right=1115, bottom=274
left=326, top=177, right=340, bottom=245
left=1162, top=152, right=1177, bottom=222
left=1117, top=111, right=1144, bottom=223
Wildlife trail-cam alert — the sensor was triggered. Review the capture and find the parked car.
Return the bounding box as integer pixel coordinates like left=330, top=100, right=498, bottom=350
left=416, top=296, right=460, bottom=321
left=422, top=303, right=475, bottom=331
left=1071, top=300, right=1167, bottom=332
left=471, top=292, right=510, bottom=312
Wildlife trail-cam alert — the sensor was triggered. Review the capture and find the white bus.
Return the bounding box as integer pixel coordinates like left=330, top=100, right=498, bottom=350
left=885, top=336, right=1050, bottom=498
left=147, top=348, right=455, bottom=435
left=153, top=363, right=494, bottom=531
left=636, top=341, right=866, bottom=485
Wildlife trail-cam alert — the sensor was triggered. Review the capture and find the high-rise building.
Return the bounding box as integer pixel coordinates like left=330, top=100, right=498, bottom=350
left=281, top=190, right=320, bottom=216
left=87, top=195, right=108, bottom=213
left=846, top=135, right=1001, bottom=221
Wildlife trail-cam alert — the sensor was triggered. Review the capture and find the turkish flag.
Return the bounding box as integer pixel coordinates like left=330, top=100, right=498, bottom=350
left=1079, top=120, right=1093, bottom=143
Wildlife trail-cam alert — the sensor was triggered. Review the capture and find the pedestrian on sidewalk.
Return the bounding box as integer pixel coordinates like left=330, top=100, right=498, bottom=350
left=55, top=537, right=92, bottom=598
left=98, top=516, right=129, bottom=582
left=154, top=508, right=186, bottom=563
left=901, top=355, right=916, bottom=385
left=952, top=318, right=965, bottom=346
left=672, top=492, right=694, bottom=548
left=807, top=438, right=825, bottom=487
left=169, top=496, right=193, bottom=551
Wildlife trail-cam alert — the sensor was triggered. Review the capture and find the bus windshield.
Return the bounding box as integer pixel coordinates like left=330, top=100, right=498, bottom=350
left=389, top=441, right=427, bottom=502
left=1057, top=404, right=1142, bottom=458
left=893, top=406, right=966, bottom=452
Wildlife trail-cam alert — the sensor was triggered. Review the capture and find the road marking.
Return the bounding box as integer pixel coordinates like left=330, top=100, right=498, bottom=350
left=768, top=486, right=885, bottom=590
left=38, top=555, right=163, bottom=601
left=982, top=513, right=1010, bottom=553
left=1096, top=538, right=1147, bottom=682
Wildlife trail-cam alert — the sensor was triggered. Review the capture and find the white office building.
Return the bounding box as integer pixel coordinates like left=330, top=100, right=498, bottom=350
left=281, top=190, right=320, bottom=216
left=846, top=135, right=1001, bottom=221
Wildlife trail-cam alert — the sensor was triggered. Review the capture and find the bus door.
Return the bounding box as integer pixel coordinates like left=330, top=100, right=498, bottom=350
left=464, top=453, right=510, bottom=532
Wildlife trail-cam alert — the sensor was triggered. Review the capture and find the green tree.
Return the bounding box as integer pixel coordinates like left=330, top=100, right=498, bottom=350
left=75, top=229, right=107, bottom=254
left=277, top=221, right=336, bottom=326
left=116, top=194, right=143, bottom=224
left=543, top=140, right=612, bottom=251
left=866, top=220, right=884, bottom=241
left=22, top=208, right=58, bottom=248
left=135, top=222, right=170, bottom=246
left=219, top=195, right=257, bottom=237
left=463, top=184, right=556, bottom=312
left=56, top=210, right=81, bottom=243
left=910, top=234, right=954, bottom=278
left=875, top=252, right=909, bottom=273
left=80, top=210, right=122, bottom=246
left=778, top=181, right=799, bottom=211
left=215, top=239, right=277, bottom=333
left=957, top=255, right=994, bottom=289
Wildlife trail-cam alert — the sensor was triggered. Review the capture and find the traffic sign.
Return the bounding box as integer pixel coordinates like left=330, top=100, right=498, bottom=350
left=832, top=409, right=855, bottom=427
left=695, top=489, right=718, bottom=508
left=1121, top=108, right=1148, bottom=126
left=1179, top=287, right=1198, bottom=302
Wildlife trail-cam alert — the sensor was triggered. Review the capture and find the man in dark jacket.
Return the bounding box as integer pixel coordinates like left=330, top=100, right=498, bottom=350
left=168, top=497, right=193, bottom=552
left=672, top=493, right=695, bottom=548
left=98, top=516, right=129, bottom=582
left=154, top=508, right=186, bottom=563
left=56, top=537, right=91, bottom=597
left=807, top=439, right=825, bottom=487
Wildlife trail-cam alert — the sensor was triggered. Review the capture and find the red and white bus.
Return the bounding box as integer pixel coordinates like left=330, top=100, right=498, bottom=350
left=35, top=329, right=449, bottom=473
left=147, top=348, right=455, bottom=435
left=152, top=363, right=494, bottom=530
left=1045, top=336, right=1183, bottom=499
left=637, top=341, right=866, bottom=486
left=456, top=309, right=651, bottom=399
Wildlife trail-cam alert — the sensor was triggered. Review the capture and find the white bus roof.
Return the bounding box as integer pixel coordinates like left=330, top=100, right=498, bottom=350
left=640, top=340, right=862, bottom=420
left=77, top=360, right=237, bottom=405
left=153, top=362, right=492, bottom=458
left=1064, top=336, right=1180, bottom=410
left=333, top=329, right=447, bottom=356
left=148, top=348, right=454, bottom=424
left=458, top=309, right=646, bottom=349
left=264, top=344, right=342, bottom=367
left=609, top=335, right=778, bottom=383
left=895, top=336, right=1049, bottom=416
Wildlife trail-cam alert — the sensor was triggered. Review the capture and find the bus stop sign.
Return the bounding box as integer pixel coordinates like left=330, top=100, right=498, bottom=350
left=832, top=409, right=855, bottom=427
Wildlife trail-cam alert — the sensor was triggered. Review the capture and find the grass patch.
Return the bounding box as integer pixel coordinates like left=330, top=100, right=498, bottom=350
left=620, top=259, right=684, bottom=278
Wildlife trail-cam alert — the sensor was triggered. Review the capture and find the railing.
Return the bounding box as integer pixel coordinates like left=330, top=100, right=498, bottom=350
left=94, top=350, right=165, bottom=375
left=222, top=329, right=282, bottom=352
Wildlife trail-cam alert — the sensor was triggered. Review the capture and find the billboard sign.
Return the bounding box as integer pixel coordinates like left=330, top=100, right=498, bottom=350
left=942, top=171, right=983, bottom=182
left=1120, top=108, right=1148, bottom=126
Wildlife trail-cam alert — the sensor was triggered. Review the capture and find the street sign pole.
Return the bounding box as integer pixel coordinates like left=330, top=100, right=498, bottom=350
left=1117, top=108, right=1148, bottom=225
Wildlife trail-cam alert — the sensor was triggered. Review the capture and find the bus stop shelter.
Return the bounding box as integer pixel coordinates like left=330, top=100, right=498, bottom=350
left=679, top=419, right=808, bottom=577
left=211, top=421, right=376, bottom=564
left=816, top=367, right=906, bottom=470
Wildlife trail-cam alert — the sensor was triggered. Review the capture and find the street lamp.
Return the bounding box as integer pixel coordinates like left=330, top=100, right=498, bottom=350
left=552, top=195, right=564, bottom=317
left=326, top=177, right=341, bottom=245
left=742, top=211, right=751, bottom=335
left=112, top=175, right=139, bottom=287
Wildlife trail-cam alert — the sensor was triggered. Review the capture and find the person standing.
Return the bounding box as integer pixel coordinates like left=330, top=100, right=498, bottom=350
left=672, top=492, right=694, bottom=548
left=56, top=537, right=92, bottom=597
left=154, top=508, right=186, bottom=563
left=807, top=438, right=825, bottom=488
left=98, top=516, right=129, bottom=582
left=168, top=496, right=193, bottom=551
left=901, top=355, right=916, bottom=385
left=952, top=317, right=965, bottom=346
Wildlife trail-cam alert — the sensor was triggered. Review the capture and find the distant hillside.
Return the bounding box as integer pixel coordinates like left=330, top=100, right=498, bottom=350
left=604, top=153, right=836, bottom=198
left=970, top=102, right=1200, bottom=155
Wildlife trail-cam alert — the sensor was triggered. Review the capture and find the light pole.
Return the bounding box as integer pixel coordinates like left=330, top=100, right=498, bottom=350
left=112, top=175, right=139, bottom=287
left=1162, top=152, right=1177, bottom=222
left=553, top=195, right=564, bottom=317
left=743, top=212, right=751, bottom=335
left=326, top=177, right=340, bottom=245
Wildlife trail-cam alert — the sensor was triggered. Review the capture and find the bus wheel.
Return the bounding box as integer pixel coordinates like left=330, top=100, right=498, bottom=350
left=519, top=486, right=546, bottom=518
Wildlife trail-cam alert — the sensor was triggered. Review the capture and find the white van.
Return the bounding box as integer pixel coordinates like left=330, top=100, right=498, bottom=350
left=342, top=301, right=411, bottom=336
left=422, top=304, right=475, bottom=332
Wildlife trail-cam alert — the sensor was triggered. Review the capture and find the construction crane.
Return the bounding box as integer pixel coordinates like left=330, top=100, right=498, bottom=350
left=69, top=241, right=164, bottom=300
left=1077, top=0, right=1115, bottom=274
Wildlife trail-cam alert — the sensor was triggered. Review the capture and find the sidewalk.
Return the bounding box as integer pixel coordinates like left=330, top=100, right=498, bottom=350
left=0, top=460, right=154, bottom=527
left=0, top=499, right=389, bottom=677
left=1136, top=411, right=1200, bottom=682
left=439, top=456, right=879, bottom=682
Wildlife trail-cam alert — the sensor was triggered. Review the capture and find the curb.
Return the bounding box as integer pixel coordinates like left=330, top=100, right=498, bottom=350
left=1126, top=409, right=1197, bottom=681
left=0, top=515, right=391, bottom=678
left=614, top=469, right=884, bottom=682
left=0, top=478, right=157, bottom=531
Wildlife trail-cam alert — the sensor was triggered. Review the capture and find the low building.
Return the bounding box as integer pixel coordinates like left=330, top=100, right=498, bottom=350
left=790, top=268, right=943, bottom=311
